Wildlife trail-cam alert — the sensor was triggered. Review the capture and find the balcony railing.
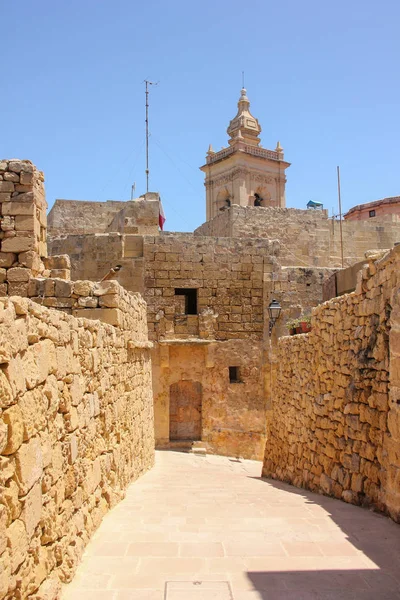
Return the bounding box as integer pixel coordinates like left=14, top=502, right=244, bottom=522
left=206, top=143, right=282, bottom=165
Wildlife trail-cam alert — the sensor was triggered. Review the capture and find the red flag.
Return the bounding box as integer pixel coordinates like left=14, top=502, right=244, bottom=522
left=159, top=200, right=166, bottom=230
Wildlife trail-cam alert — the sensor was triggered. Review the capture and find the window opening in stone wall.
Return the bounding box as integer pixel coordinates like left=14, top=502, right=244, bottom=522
left=175, top=288, right=198, bottom=315
left=229, top=366, right=241, bottom=383
left=369, top=210, right=376, bottom=217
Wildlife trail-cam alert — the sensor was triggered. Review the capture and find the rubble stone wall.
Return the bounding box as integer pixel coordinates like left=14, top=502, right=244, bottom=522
left=0, top=290, right=155, bottom=599
left=195, top=205, right=400, bottom=268
left=0, top=160, right=47, bottom=297
left=263, top=246, right=400, bottom=522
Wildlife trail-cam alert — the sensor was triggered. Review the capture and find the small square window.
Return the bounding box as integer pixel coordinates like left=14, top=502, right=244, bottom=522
left=175, top=288, right=198, bottom=315
left=229, top=366, right=241, bottom=383
left=369, top=210, right=376, bottom=217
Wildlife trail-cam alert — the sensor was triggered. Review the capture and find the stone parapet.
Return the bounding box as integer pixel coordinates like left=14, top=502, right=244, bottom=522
left=195, top=205, right=400, bottom=268
left=0, top=160, right=47, bottom=298
left=26, top=278, right=149, bottom=340
left=263, top=245, right=400, bottom=522
left=0, top=293, right=154, bottom=599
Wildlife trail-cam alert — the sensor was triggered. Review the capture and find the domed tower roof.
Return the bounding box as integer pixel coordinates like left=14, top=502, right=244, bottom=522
left=227, top=88, right=262, bottom=147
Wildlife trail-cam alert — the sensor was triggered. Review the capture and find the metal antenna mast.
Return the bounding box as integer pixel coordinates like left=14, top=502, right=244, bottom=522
left=337, top=166, right=344, bottom=268
left=144, top=80, right=158, bottom=193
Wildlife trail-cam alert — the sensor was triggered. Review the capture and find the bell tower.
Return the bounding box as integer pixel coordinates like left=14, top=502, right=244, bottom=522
left=200, top=88, right=290, bottom=221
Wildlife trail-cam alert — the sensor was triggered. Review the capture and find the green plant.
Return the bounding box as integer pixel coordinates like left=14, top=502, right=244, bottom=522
left=286, top=318, right=300, bottom=330
left=300, top=314, right=311, bottom=324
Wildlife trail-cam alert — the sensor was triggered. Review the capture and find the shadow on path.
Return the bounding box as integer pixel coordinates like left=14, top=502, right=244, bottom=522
left=246, top=477, right=400, bottom=600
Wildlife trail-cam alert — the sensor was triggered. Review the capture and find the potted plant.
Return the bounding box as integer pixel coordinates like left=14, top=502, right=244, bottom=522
left=286, top=319, right=301, bottom=335
left=299, top=314, right=312, bottom=333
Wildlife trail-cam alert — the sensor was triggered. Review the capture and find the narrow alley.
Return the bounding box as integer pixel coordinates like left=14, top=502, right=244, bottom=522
left=62, top=451, right=400, bottom=599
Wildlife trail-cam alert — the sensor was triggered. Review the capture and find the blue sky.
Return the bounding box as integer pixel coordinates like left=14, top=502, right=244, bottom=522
left=1, top=0, right=399, bottom=232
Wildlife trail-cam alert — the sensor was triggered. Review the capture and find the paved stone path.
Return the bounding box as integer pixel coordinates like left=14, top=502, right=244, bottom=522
left=62, top=450, right=400, bottom=599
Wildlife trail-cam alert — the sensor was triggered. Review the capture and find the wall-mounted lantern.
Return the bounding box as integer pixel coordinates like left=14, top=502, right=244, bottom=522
left=268, top=299, right=282, bottom=336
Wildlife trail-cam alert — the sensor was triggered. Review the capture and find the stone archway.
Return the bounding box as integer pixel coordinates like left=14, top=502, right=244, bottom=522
left=169, top=381, right=202, bottom=441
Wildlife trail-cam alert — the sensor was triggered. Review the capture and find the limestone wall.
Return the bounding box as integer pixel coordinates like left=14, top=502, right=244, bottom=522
left=195, top=205, right=400, bottom=268
left=152, top=338, right=266, bottom=460
left=0, top=289, right=154, bottom=598
left=48, top=233, right=145, bottom=294
left=48, top=197, right=160, bottom=238
left=263, top=246, right=400, bottom=522
left=144, top=233, right=280, bottom=342
left=47, top=200, right=127, bottom=235
left=0, top=160, right=47, bottom=297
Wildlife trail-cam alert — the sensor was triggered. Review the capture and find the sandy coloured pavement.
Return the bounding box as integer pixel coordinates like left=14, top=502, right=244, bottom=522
left=62, top=450, right=400, bottom=599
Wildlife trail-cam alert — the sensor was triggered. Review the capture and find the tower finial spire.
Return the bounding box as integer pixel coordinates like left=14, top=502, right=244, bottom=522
left=227, top=87, right=261, bottom=147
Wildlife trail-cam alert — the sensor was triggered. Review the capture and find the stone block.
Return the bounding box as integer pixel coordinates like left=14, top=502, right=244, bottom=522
left=93, top=280, right=120, bottom=296
left=73, top=280, right=95, bottom=296
left=14, top=215, right=35, bottom=232
left=7, top=519, right=28, bottom=572
left=2, top=405, right=24, bottom=455
left=0, top=182, right=14, bottom=193
left=0, top=549, right=11, bottom=599
left=0, top=419, right=8, bottom=454
left=50, top=269, right=70, bottom=280
left=8, top=281, right=29, bottom=297
left=29, top=577, right=61, bottom=600
left=9, top=160, right=34, bottom=174
left=44, top=254, right=71, bottom=270
left=20, top=481, right=42, bottom=539
left=72, top=307, right=122, bottom=327
left=6, top=267, right=30, bottom=282
left=1, top=201, right=35, bottom=216
left=0, top=252, right=16, bottom=268
left=99, top=294, right=120, bottom=308
left=15, top=436, right=43, bottom=495
left=77, top=296, right=98, bottom=308
left=1, top=235, right=34, bottom=253
left=19, top=171, right=34, bottom=185
left=54, top=278, right=72, bottom=297
left=0, top=371, right=13, bottom=407
left=3, top=172, right=19, bottom=183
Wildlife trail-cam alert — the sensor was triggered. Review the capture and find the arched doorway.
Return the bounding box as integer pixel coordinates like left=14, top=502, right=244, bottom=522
left=169, top=381, right=202, bottom=441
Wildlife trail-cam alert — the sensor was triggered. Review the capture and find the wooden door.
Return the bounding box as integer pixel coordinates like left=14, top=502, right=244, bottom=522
left=169, top=381, right=202, bottom=441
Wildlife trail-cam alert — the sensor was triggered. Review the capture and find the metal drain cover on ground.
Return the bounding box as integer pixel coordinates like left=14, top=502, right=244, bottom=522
left=165, top=580, right=233, bottom=599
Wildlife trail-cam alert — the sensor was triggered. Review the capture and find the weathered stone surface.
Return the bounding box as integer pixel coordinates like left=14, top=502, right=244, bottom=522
left=0, top=252, right=16, bottom=268
left=15, top=436, right=43, bottom=494
left=2, top=405, right=24, bottom=455
left=1, top=234, right=34, bottom=253
left=263, top=245, right=400, bottom=523
left=73, top=280, right=94, bottom=296
left=0, top=282, right=154, bottom=594
left=7, top=519, right=28, bottom=572
left=8, top=160, right=34, bottom=174
left=6, top=267, right=30, bottom=282
left=0, top=182, right=14, bottom=193
left=93, top=280, right=120, bottom=296
left=20, top=481, right=42, bottom=538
